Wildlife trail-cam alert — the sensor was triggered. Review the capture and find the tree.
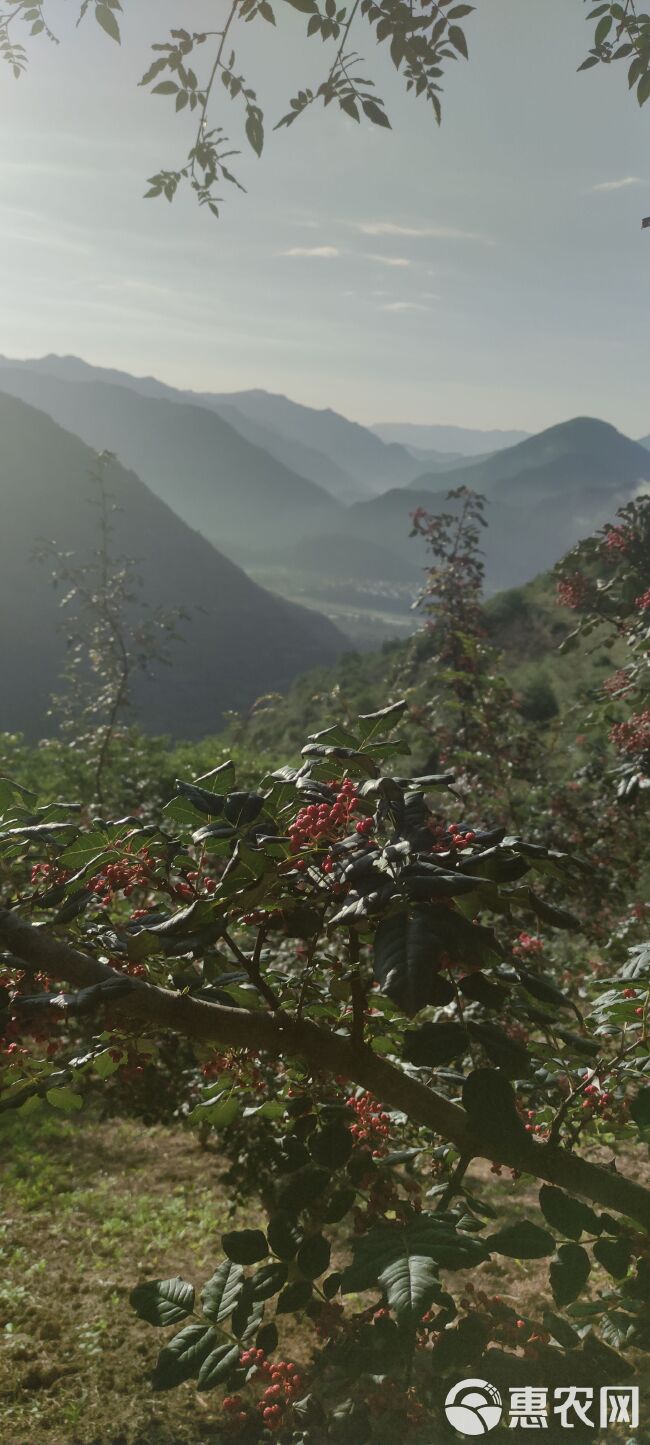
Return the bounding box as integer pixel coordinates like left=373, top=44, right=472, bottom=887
left=1, top=0, right=649, bottom=218
left=34, top=451, right=182, bottom=803
left=2, top=657, right=649, bottom=1435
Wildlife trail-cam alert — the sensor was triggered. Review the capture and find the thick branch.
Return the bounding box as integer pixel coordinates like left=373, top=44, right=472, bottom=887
left=2, top=910, right=650, bottom=1230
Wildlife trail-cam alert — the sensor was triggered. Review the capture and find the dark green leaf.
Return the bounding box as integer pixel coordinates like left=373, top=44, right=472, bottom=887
left=296, top=1234, right=331, bottom=1279
left=201, top=1260, right=244, bottom=1322
left=309, top=1122, right=353, bottom=1169
left=487, top=1221, right=555, bottom=1259
left=250, top=1262, right=288, bottom=1301
left=95, top=2, right=120, bottom=41
left=593, top=1238, right=632, bottom=1279
left=539, top=1186, right=601, bottom=1242
left=268, top=1212, right=302, bottom=1261
left=550, top=1244, right=591, bottom=1306
left=276, top=1280, right=313, bottom=1313
left=151, top=1324, right=216, bottom=1391
left=222, top=1229, right=268, bottom=1265
left=197, top=1342, right=240, bottom=1390
left=130, top=1276, right=194, bottom=1328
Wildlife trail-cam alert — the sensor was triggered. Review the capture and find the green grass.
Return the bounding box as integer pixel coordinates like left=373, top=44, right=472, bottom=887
left=0, top=1107, right=249, bottom=1443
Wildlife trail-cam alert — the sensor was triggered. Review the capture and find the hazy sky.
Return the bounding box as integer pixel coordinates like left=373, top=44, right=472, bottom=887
left=0, top=0, right=648, bottom=432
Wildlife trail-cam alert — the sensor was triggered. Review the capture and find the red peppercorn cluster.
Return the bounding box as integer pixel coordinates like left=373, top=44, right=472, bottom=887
left=429, top=820, right=476, bottom=854
left=513, top=931, right=544, bottom=957
left=201, top=1049, right=265, bottom=1090
left=30, top=861, right=71, bottom=888
left=289, top=781, right=360, bottom=854
left=88, top=848, right=155, bottom=902
left=556, top=573, right=589, bottom=610
left=603, top=525, right=631, bottom=554
left=187, top=869, right=218, bottom=893
left=250, top=1356, right=303, bottom=1429
left=610, top=710, right=650, bottom=756
left=346, top=1091, right=390, bottom=1155
left=312, top=1299, right=345, bottom=1341
left=581, top=1082, right=616, bottom=1116
left=222, top=1393, right=248, bottom=1427
left=636, top=587, right=650, bottom=611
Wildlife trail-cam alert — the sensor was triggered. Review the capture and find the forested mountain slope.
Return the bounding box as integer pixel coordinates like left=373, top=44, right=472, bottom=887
left=0, top=392, right=345, bottom=739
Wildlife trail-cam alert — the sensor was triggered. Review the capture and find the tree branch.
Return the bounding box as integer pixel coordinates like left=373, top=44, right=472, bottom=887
left=3, top=909, right=650, bottom=1229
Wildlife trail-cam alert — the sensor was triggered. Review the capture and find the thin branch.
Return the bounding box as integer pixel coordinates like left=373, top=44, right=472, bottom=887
left=222, top=927, right=283, bottom=1011
left=192, top=0, right=240, bottom=178
left=3, top=909, right=650, bottom=1229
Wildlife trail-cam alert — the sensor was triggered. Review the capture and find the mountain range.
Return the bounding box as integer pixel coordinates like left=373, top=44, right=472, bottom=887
left=0, top=392, right=344, bottom=739
left=0, top=352, right=648, bottom=661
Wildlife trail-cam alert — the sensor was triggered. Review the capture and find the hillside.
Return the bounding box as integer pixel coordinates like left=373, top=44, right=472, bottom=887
left=234, top=568, right=621, bottom=760
left=0, top=366, right=341, bottom=552
left=0, top=392, right=345, bottom=739
left=408, top=417, right=650, bottom=497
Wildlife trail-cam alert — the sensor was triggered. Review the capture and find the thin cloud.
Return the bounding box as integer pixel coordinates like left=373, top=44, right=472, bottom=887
left=365, top=253, right=411, bottom=268
left=379, top=301, right=430, bottom=313
left=592, top=176, right=642, bottom=192
left=282, top=245, right=341, bottom=258
left=351, top=220, right=494, bottom=243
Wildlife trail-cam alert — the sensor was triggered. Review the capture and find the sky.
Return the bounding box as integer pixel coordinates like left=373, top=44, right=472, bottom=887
left=0, top=0, right=648, bottom=434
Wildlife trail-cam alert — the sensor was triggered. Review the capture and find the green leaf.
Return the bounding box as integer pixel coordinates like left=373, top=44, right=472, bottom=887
left=342, top=1216, right=487, bottom=1316
left=152, top=1324, right=217, bottom=1391
left=284, top=0, right=318, bottom=10
left=245, top=109, right=264, bottom=156
left=448, top=23, right=468, bottom=57
left=550, top=1244, right=591, bottom=1307
left=362, top=98, right=391, bottom=128
left=59, top=831, right=109, bottom=868
left=201, top=1260, right=244, bottom=1322
left=309, top=1122, right=353, bottom=1169
left=529, top=892, right=580, bottom=932
left=539, top=1186, right=601, bottom=1241
left=130, top=1276, right=195, bottom=1328
left=231, top=1285, right=265, bottom=1340
left=250, top=1263, right=288, bottom=1301
left=296, top=1234, right=331, bottom=1280
left=46, top=1086, right=83, bottom=1112
left=153, top=80, right=180, bottom=96
left=463, top=1070, right=533, bottom=1148
left=487, top=1221, right=555, bottom=1259
left=276, top=1280, right=313, bottom=1313
left=222, top=1229, right=268, bottom=1265
left=403, top=1021, right=469, bottom=1067
left=189, top=1095, right=240, bottom=1128
left=95, top=2, right=120, bottom=41
left=542, top=1309, right=580, bottom=1349
left=593, top=1238, right=632, bottom=1279
left=267, top=1213, right=302, bottom=1261
left=638, top=71, right=650, bottom=106
left=630, top=1086, right=650, bottom=1128
left=197, top=1342, right=240, bottom=1391
left=594, top=13, right=612, bottom=44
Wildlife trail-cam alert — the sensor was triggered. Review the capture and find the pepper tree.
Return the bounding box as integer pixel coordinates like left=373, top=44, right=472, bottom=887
left=1, top=651, right=650, bottom=1438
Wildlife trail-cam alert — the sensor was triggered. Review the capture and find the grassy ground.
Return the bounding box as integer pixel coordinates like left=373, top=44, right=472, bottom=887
left=0, top=1110, right=643, bottom=1445
left=0, top=1109, right=252, bottom=1445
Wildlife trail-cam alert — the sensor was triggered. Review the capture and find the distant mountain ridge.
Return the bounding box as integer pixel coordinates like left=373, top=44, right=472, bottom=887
left=407, top=417, right=650, bottom=503
left=0, top=364, right=341, bottom=552
left=0, top=390, right=344, bottom=738
left=0, top=355, right=440, bottom=502
left=1, top=355, right=647, bottom=650
left=372, top=421, right=530, bottom=455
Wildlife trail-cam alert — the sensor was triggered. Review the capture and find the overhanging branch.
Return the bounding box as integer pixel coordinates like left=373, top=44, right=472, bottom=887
left=2, top=908, right=650, bottom=1230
